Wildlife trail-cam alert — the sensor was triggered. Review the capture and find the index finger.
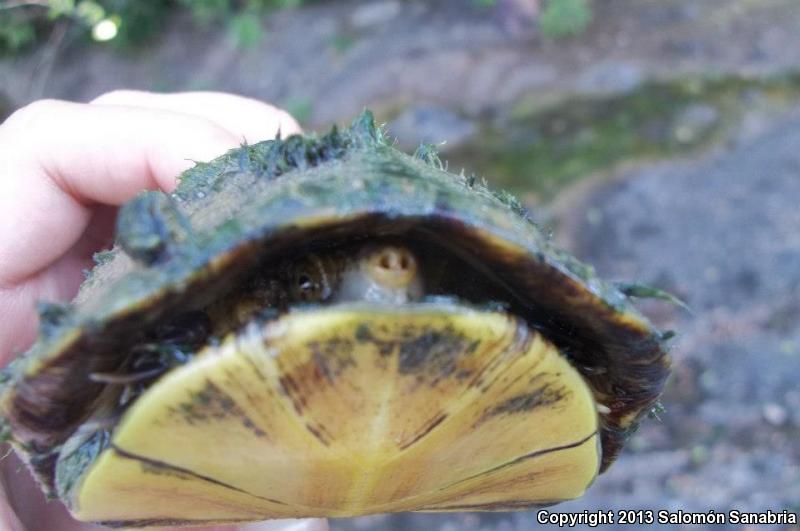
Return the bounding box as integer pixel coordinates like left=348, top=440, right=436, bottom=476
left=0, top=99, right=242, bottom=284
left=91, top=90, right=303, bottom=143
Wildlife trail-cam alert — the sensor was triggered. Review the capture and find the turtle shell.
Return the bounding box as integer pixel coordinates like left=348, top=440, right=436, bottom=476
left=0, top=111, right=670, bottom=526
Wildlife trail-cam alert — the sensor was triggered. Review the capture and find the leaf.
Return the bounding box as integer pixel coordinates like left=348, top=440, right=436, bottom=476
left=539, top=0, right=592, bottom=39
left=75, top=0, right=106, bottom=26
left=227, top=11, right=262, bottom=49
left=47, top=0, right=76, bottom=20
left=647, top=401, right=665, bottom=421
left=615, top=282, right=692, bottom=314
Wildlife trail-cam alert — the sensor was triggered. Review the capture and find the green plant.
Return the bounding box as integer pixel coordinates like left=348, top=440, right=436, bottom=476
left=0, top=0, right=171, bottom=54
left=226, top=11, right=262, bottom=49
left=0, top=13, right=37, bottom=52
left=539, top=0, right=592, bottom=38
left=282, top=96, right=313, bottom=123
left=0, top=0, right=311, bottom=55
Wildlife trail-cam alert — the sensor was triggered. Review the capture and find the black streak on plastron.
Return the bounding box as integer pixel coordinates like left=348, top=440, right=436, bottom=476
left=398, top=411, right=449, bottom=450
left=354, top=322, right=481, bottom=380
left=436, top=431, right=597, bottom=492
left=99, top=518, right=252, bottom=529
left=308, top=338, right=355, bottom=383
left=305, top=422, right=331, bottom=446
left=397, top=326, right=477, bottom=380
left=475, top=382, right=569, bottom=427
left=466, top=320, right=535, bottom=392
left=354, top=324, right=396, bottom=357
left=111, top=445, right=289, bottom=505
left=277, top=373, right=307, bottom=414
left=418, top=499, right=556, bottom=511
left=174, top=380, right=266, bottom=438
left=446, top=466, right=545, bottom=500
left=241, top=355, right=270, bottom=384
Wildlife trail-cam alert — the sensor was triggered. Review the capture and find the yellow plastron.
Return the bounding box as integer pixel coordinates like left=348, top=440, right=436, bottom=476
left=70, top=303, right=600, bottom=526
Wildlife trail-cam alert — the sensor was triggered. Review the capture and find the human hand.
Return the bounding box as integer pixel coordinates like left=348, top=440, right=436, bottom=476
left=0, top=91, right=327, bottom=531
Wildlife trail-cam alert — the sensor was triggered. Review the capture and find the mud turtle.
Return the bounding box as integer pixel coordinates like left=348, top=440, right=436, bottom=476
left=0, top=111, right=671, bottom=527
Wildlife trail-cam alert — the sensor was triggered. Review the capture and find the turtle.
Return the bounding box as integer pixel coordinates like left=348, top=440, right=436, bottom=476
left=0, top=110, right=672, bottom=527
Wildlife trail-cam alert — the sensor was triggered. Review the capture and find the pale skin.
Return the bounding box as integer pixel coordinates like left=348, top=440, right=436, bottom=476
left=0, top=91, right=328, bottom=531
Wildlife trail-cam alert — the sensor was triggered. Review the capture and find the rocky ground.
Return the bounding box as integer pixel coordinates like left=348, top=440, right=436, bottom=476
left=2, top=0, right=799, bottom=530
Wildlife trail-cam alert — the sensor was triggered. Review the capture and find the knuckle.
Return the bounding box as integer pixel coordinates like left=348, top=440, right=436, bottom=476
left=276, top=109, right=301, bottom=134
left=3, top=99, right=67, bottom=129
left=91, top=89, right=144, bottom=104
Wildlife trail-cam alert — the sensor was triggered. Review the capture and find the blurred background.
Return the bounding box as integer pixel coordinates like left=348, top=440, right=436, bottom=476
left=1, top=0, right=799, bottom=529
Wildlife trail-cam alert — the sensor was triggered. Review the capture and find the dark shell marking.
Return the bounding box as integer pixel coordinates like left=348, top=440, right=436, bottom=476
left=0, top=111, right=670, bottom=493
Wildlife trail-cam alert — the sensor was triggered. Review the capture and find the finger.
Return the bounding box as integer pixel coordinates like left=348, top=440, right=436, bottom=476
left=237, top=518, right=329, bottom=531
left=0, top=455, right=30, bottom=531
left=91, top=90, right=302, bottom=143
left=2, top=451, right=95, bottom=531
left=0, top=98, right=242, bottom=285
left=0, top=473, right=25, bottom=531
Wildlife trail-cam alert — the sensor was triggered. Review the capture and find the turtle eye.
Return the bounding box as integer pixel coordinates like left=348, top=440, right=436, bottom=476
left=293, top=271, right=322, bottom=301
left=290, top=258, right=330, bottom=302
left=296, top=273, right=317, bottom=296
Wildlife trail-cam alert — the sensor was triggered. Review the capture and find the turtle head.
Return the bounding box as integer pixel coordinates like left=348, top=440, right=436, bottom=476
left=335, top=244, right=424, bottom=304
left=285, top=243, right=424, bottom=306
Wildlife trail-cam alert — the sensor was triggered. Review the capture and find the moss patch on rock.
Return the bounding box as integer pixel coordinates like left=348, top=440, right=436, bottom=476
left=449, top=74, right=800, bottom=201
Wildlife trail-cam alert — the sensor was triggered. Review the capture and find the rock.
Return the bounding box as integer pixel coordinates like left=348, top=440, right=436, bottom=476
left=672, top=103, right=720, bottom=144
left=495, top=0, right=540, bottom=37
left=577, top=61, right=644, bottom=94
left=386, top=105, right=477, bottom=151
left=349, top=1, right=402, bottom=29
left=662, top=38, right=707, bottom=59
left=762, top=403, right=788, bottom=426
